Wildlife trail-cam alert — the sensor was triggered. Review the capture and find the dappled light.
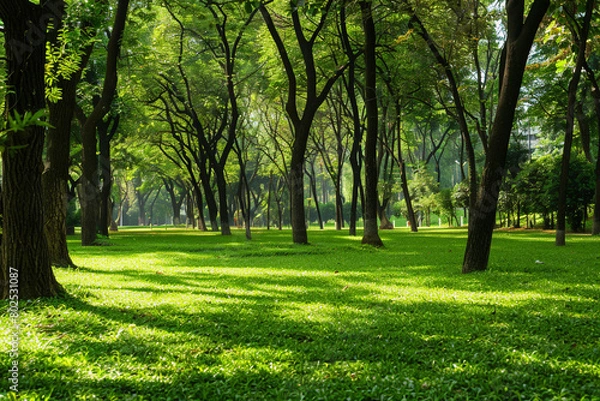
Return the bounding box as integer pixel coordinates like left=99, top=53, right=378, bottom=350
left=1, top=229, right=598, bottom=400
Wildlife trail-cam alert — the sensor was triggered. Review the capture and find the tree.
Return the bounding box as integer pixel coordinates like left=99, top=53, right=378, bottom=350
left=462, top=0, right=549, bottom=273
left=258, top=0, right=348, bottom=244
left=43, top=0, right=94, bottom=267
left=80, top=0, right=130, bottom=246
left=0, top=0, right=63, bottom=299
left=359, top=0, right=383, bottom=246
left=556, top=0, right=594, bottom=245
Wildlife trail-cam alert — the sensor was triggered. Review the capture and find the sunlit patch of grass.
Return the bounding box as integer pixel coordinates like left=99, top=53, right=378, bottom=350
left=1, top=228, right=599, bottom=400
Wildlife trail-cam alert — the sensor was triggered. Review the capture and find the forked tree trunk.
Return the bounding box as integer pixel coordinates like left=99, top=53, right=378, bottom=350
left=462, top=0, right=549, bottom=273
left=80, top=0, right=129, bottom=245
left=259, top=1, right=345, bottom=244
left=0, top=0, right=63, bottom=299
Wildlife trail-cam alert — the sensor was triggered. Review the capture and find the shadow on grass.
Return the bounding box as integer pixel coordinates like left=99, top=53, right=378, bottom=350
left=11, top=229, right=598, bottom=400
left=14, top=281, right=600, bottom=399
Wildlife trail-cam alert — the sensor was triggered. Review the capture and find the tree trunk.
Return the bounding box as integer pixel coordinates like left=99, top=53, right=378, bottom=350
left=0, top=0, right=63, bottom=299
left=290, top=137, right=308, bottom=244
left=593, top=158, right=600, bottom=235
left=307, top=162, right=324, bottom=229
left=214, top=169, right=231, bottom=235
left=185, top=189, right=195, bottom=228
left=341, top=3, right=362, bottom=237
left=98, top=115, right=119, bottom=237
left=556, top=0, right=593, bottom=246
left=80, top=0, right=129, bottom=245
left=360, top=1, right=383, bottom=247
left=335, top=182, right=344, bottom=230
left=259, top=1, right=344, bottom=244
left=43, top=0, right=92, bottom=267
left=267, top=171, right=273, bottom=230
left=463, top=0, right=549, bottom=273
left=583, top=61, right=600, bottom=235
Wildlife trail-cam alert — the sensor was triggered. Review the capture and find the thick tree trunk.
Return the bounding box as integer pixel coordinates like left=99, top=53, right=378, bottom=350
left=360, top=1, right=383, bottom=247
left=44, top=86, right=77, bottom=267
left=290, top=140, right=308, bottom=244
left=42, top=169, right=75, bottom=267
left=214, top=170, right=231, bottom=235
left=463, top=0, right=549, bottom=273
left=0, top=0, right=63, bottom=299
left=43, top=0, right=91, bottom=267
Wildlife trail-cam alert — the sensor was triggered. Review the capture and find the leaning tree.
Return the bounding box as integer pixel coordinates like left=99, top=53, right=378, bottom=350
left=462, top=0, right=550, bottom=273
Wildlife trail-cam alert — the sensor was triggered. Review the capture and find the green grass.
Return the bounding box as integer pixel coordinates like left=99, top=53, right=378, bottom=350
left=2, top=227, right=599, bottom=400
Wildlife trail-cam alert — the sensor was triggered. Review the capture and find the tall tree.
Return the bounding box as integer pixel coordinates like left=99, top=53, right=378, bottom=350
left=43, top=0, right=94, bottom=267
left=258, top=0, right=347, bottom=244
left=359, top=0, right=383, bottom=246
left=556, top=0, right=594, bottom=246
left=462, top=0, right=549, bottom=273
left=80, top=0, right=129, bottom=245
left=0, top=0, right=63, bottom=299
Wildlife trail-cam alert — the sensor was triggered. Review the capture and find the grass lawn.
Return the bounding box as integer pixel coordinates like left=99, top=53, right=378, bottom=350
left=1, top=227, right=599, bottom=400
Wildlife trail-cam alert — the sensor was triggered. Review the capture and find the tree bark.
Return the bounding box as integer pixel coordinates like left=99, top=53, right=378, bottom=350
left=462, top=0, right=549, bottom=273
left=0, top=0, right=63, bottom=299
left=360, top=1, right=383, bottom=247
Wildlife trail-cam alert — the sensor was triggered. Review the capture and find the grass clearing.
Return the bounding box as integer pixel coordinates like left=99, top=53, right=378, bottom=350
left=2, top=228, right=599, bottom=400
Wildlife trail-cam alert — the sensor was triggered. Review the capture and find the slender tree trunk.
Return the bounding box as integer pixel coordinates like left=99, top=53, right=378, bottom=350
left=267, top=171, right=273, bottom=230
left=583, top=65, right=600, bottom=235
left=556, top=0, right=593, bottom=245
left=0, top=0, right=63, bottom=299
left=463, top=0, right=549, bottom=273
left=335, top=182, right=344, bottom=230
left=259, top=1, right=344, bottom=244
left=98, top=115, right=119, bottom=237
left=185, top=190, right=195, bottom=228
left=307, top=162, right=324, bottom=229
left=360, top=1, right=383, bottom=246
left=80, top=0, right=129, bottom=245
left=341, top=3, right=362, bottom=237
left=193, top=185, right=208, bottom=231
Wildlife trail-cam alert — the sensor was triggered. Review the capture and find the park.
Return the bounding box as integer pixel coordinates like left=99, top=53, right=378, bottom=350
left=1, top=0, right=600, bottom=399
